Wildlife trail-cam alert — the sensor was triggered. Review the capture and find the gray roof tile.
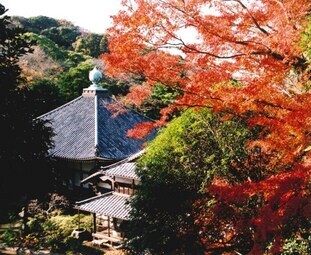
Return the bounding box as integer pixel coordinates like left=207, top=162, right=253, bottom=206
left=38, top=92, right=155, bottom=161
left=75, top=192, right=131, bottom=220
left=105, top=162, right=138, bottom=180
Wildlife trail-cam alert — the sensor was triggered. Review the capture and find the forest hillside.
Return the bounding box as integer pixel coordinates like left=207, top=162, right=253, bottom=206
left=11, top=15, right=130, bottom=116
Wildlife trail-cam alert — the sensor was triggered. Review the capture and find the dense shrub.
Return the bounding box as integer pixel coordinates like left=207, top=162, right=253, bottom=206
left=26, top=213, right=92, bottom=252
left=1, top=227, right=19, bottom=247
left=1, top=212, right=93, bottom=253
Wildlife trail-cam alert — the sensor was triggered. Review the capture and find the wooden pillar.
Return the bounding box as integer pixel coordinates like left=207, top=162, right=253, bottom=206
left=80, top=162, right=83, bottom=188
left=112, top=176, right=116, bottom=191
left=93, top=213, right=96, bottom=233
left=78, top=209, right=81, bottom=230
left=108, top=216, right=111, bottom=237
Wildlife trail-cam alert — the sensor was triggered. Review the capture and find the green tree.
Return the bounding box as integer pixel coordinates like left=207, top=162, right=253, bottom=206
left=41, top=26, right=80, bottom=49
left=12, top=15, right=59, bottom=34
left=140, top=82, right=180, bottom=120
left=57, top=61, right=95, bottom=101
left=0, top=4, right=53, bottom=219
left=127, top=108, right=252, bottom=254
left=29, top=78, right=66, bottom=116
left=25, top=32, right=66, bottom=61
left=63, top=51, right=91, bottom=68
left=22, top=32, right=91, bottom=69
left=104, top=77, right=130, bottom=96
left=73, top=33, right=108, bottom=57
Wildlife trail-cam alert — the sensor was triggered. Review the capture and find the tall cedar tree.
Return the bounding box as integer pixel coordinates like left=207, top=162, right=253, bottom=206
left=0, top=4, right=53, bottom=217
left=103, top=0, right=311, bottom=254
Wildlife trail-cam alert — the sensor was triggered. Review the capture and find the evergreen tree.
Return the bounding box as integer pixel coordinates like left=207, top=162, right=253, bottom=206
left=0, top=4, right=54, bottom=219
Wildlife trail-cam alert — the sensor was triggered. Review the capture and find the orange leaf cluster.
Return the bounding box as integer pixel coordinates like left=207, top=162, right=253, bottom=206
left=103, top=0, right=311, bottom=252
left=127, top=121, right=155, bottom=139
left=104, top=0, right=311, bottom=167
left=124, top=83, right=153, bottom=107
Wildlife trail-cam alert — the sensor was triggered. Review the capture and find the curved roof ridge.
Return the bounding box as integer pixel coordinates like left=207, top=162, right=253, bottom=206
left=50, top=155, right=114, bottom=162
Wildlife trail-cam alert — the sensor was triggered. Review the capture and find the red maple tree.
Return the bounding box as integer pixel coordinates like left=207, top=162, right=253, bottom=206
left=103, top=0, right=311, bottom=253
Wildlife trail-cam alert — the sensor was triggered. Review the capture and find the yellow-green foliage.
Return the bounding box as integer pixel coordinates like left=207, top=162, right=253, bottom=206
left=301, top=17, right=311, bottom=60
left=300, top=17, right=311, bottom=91
left=23, top=213, right=92, bottom=252
left=24, top=32, right=66, bottom=61
left=48, top=214, right=92, bottom=234
left=43, top=214, right=92, bottom=252
left=138, top=108, right=252, bottom=187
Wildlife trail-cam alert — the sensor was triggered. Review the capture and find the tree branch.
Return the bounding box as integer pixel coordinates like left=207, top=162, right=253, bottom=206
left=225, top=0, right=270, bottom=35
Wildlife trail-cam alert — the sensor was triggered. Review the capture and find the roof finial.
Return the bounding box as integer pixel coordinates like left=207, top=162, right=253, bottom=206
left=83, top=66, right=107, bottom=96
left=89, top=66, right=103, bottom=87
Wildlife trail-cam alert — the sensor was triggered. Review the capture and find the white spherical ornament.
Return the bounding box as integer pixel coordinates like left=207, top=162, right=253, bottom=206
left=89, top=67, right=103, bottom=85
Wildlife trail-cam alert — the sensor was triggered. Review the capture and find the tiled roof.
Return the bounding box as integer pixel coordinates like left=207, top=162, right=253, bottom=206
left=105, top=162, right=138, bottom=180
left=75, top=192, right=131, bottom=220
left=38, top=90, right=155, bottom=161
left=81, top=150, right=143, bottom=184
left=81, top=162, right=138, bottom=184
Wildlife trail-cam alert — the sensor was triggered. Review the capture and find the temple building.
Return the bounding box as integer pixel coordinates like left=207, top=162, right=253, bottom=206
left=37, top=67, right=154, bottom=195
left=73, top=150, right=143, bottom=248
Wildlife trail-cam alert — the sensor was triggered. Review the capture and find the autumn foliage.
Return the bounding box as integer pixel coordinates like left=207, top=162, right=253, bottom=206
left=103, top=0, right=311, bottom=253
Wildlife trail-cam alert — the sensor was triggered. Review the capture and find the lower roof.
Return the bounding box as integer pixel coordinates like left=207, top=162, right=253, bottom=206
left=75, top=192, right=131, bottom=220
left=105, top=162, right=138, bottom=180
left=81, top=150, right=143, bottom=184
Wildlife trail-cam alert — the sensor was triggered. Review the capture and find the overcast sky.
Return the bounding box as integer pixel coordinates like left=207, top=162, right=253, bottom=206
left=1, top=0, right=123, bottom=33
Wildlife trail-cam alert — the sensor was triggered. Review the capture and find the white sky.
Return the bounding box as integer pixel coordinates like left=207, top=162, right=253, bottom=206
left=1, top=0, right=123, bottom=33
